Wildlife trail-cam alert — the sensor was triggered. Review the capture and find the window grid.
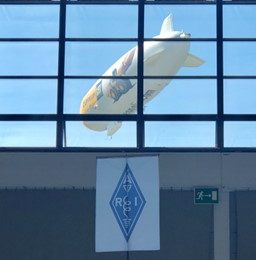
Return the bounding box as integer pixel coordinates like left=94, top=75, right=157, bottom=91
left=0, top=0, right=256, bottom=152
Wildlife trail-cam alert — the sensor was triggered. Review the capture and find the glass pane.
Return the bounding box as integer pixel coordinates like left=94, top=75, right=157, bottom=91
left=224, top=42, right=256, bottom=76
left=0, top=80, right=57, bottom=114
left=224, top=122, right=256, bottom=147
left=144, top=79, right=217, bottom=114
left=145, top=5, right=216, bottom=38
left=0, top=5, right=59, bottom=38
left=145, top=121, right=216, bottom=147
left=66, top=5, right=137, bottom=38
left=224, top=5, right=256, bottom=38
left=0, top=42, right=58, bottom=76
left=0, top=121, right=56, bottom=147
left=64, top=79, right=137, bottom=114
left=224, top=80, right=256, bottom=114
left=144, top=41, right=216, bottom=76
left=65, top=42, right=137, bottom=76
left=65, top=121, right=136, bottom=147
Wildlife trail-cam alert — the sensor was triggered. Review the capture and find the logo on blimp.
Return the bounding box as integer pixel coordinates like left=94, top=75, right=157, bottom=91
left=107, top=48, right=136, bottom=103
left=110, top=163, right=146, bottom=241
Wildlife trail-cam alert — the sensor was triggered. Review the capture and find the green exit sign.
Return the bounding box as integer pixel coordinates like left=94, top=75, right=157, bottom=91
left=194, top=188, right=219, bottom=204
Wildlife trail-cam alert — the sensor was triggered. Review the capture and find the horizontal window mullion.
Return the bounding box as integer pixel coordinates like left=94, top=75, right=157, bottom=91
left=145, top=2, right=216, bottom=5
left=0, top=115, right=221, bottom=121
left=65, top=39, right=218, bottom=42
left=64, top=114, right=137, bottom=121
left=223, top=1, right=256, bottom=5
left=64, top=75, right=138, bottom=79
left=65, top=38, right=138, bottom=42
left=0, top=1, right=59, bottom=4
left=2, top=146, right=256, bottom=153
left=144, top=38, right=216, bottom=42
left=64, top=76, right=216, bottom=79
left=224, top=115, right=256, bottom=121
left=223, top=38, right=256, bottom=41
left=0, top=39, right=59, bottom=42
left=0, top=115, right=57, bottom=121
left=143, top=75, right=216, bottom=79
left=66, top=1, right=138, bottom=5
left=143, top=115, right=218, bottom=121
left=152, top=116, right=216, bottom=121
left=0, top=147, right=138, bottom=153
left=222, top=148, right=256, bottom=152
left=224, top=76, right=256, bottom=79
left=64, top=115, right=219, bottom=121
left=0, top=76, right=58, bottom=79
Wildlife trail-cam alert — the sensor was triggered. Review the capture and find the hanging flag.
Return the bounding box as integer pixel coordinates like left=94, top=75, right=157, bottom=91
left=95, top=156, right=160, bottom=252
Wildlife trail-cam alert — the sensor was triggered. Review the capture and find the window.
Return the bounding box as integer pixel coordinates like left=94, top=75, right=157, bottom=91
left=0, top=0, right=255, bottom=151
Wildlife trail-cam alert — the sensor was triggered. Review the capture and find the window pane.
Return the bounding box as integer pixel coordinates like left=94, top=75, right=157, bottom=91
left=224, top=42, right=256, bottom=76
left=65, top=121, right=136, bottom=147
left=66, top=5, right=137, bottom=38
left=145, top=5, right=216, bottom=38
left=65, top=42, right=137, bottom=76
left=144, top=41, right=216, bottom=76
left=64, top=79, right=137, bottom=114
left=144, top=79, right=217, bottom=114
left=145, top=121, right=216, bottom=147
left=224, top=80, right=256, bottom=114
left=0, top=80, right=57, bottom=114
left=224, top=5, right=256, bottom=38
left=0, top=5, right=59, bottom=38
left=0, top=42, right=58, bottom=76
left=224, top=122, right=256, bottom=147
left=0, top=121, right=56, bottom=147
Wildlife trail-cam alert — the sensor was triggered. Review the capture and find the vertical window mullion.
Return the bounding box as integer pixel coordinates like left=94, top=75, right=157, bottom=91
left=216, top=0, right=224, bottom=149
left=57, top=0, right=66, bottom=149
left=137, top=0, right=145, bottom=150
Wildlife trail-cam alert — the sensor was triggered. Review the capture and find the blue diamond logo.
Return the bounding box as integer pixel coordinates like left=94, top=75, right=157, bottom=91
left=110, top=163, right=146, bottom=241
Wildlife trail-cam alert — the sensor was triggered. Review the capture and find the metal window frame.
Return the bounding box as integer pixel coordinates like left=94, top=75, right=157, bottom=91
left=0, top=0, right=256, bottom=152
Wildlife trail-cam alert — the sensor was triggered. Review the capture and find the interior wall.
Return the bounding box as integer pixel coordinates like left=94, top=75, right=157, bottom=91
left=1, top=152, right=256, bottom=260
left=230, top=191, right=256, bottom=260
left=0, top=189, right=213, bottom=260
left=0, top=152, right=256, bottom=189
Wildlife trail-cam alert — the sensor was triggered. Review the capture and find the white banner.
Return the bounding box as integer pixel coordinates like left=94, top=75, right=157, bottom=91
left=95, top=156, right=160, bottom=252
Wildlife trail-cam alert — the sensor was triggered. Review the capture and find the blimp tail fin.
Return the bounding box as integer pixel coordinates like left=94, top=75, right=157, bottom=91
left=183, top=53, right=204, bottom=67
left=160, top=14, right=174, bottom=35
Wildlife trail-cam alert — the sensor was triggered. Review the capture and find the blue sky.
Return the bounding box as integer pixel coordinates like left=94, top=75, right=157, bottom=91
left=0, top=4, right=256, bottom=148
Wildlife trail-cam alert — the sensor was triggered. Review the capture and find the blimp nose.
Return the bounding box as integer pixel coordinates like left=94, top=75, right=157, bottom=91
left=80, top=86, right=97, bottom=114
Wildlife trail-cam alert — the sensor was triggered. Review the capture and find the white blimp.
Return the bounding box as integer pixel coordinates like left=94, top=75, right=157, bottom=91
left=80, top=15, right=204, bottom=136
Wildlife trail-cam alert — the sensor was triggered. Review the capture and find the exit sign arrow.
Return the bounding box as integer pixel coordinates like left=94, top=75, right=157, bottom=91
left=194, top=188, right=219, bottom=204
